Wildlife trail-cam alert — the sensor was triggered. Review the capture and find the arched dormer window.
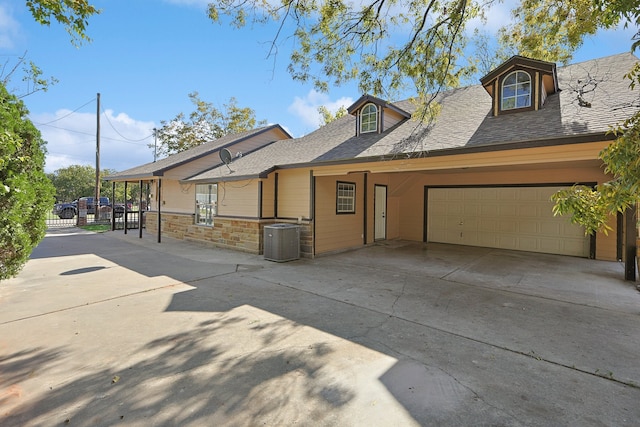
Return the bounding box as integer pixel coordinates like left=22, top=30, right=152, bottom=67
left=360, top=103, right=378, bottom=133
left=501, top=70, right=531, bottom=111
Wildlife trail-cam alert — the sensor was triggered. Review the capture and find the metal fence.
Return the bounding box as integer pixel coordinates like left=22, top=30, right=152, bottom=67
left=47, top=202, right=146, bottom=230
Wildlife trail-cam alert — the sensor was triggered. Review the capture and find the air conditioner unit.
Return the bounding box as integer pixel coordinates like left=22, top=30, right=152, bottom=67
left=264, top=224, right=300, bottom=262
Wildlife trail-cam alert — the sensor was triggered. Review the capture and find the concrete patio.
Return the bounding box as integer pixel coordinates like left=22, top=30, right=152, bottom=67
left=1, top=228, right=639, bottom=426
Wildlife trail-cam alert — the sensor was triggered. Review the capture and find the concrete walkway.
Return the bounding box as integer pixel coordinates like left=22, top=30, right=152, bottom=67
left=1, top=228, right=640, bottom=426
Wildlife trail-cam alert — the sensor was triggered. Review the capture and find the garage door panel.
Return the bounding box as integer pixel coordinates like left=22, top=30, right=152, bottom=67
left=478, top=219, right=498, bottom=232
left=480, top=204, right=499, bottom=216
left=498, top=221, right=517, bottom=233
left=428, top=187, right=589, bottom=257
left=540, top=238, right=562, bottom=253
left=561, top=223, right=587, bottom=238
left=498, top=205, right=517, bottom=216
left=517, top=204, right=539, bottom=217
left=477, top=232, right=498, bottom=247
left=539, top=222, right=560, bottom=235
left=499, top=188, right=518, bottom=201
left=496, top=235, right=518, bottom=250
left=464, top=204, right=480, bottom=216
left=519, top=221, right=538, bottom=234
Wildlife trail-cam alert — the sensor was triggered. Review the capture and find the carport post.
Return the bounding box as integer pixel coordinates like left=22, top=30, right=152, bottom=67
left=624, top=208, right=636, bottom=281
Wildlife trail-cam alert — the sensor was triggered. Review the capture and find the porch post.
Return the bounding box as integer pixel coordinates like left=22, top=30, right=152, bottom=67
left=111, top=182, right=116, bottom=231
left=139, top=179, right=143, bottom=239
left=157, top=178, right=162, bottom=243
left=124, top=181, right=128, bottom=234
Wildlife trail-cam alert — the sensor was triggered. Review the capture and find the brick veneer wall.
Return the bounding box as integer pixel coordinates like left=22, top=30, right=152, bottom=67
left=144, top=212, right=313, bottom=257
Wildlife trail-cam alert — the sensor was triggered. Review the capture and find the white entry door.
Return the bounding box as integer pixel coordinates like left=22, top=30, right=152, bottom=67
left=375, top=185, right=387, bottom=240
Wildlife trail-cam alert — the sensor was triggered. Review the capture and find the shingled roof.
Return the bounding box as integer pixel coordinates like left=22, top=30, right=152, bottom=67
left=186, top=52, right=639, bottom=183
left=106, top=124, right=290, bottom=180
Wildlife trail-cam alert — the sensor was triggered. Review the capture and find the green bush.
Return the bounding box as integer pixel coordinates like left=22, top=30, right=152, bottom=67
left=0, top=83, right=55, bottom=280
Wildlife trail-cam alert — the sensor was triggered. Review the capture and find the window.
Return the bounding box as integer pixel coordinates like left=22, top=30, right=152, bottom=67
left=195, top=183, right=217, bottom=226
left=336, top=182, right=356, bottom=214
left=501, top=70, right=531, bottom=110
left=360, top=103, right=378, bottom=133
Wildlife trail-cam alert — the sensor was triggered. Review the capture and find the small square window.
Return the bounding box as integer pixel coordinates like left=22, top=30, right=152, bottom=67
left=336, top=182, right=356, bottom=214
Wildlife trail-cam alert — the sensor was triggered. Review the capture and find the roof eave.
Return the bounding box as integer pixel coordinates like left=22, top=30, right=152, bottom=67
left=274, top=131, right=614, bottom=171
left=116, top=124, right=292, bottom=179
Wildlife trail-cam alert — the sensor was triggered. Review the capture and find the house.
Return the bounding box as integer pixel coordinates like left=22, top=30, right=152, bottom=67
left=106, top=124, right=292, bottom=252
left=107, top=52, right=639, bottom=273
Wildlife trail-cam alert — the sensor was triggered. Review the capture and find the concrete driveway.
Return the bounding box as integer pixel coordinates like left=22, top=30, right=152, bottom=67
left=1, top=229, right=640, bottom=426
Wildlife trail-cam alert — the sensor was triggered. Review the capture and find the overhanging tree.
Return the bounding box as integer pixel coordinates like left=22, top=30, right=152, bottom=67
left=552, top=63, right=640, bottom=235
left=207, top=0, right=638, bottom=101
left=207, top=0, right=640, bottom=237
left=0, top=83, right=56, bottom=280
left=318, top=105, right=348, bottom=125
left=153, top=93, right=267, bottom=157
left=26, top=0, right=101, bottom=45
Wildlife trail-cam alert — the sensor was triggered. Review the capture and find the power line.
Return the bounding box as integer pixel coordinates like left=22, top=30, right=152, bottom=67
left=31, top=96, right=156, bottom=147
left=35, top=122, right=151, bottom=146
left=100, top=104, right=154, bottom=142
left=33, top=98, right=96, bottom=125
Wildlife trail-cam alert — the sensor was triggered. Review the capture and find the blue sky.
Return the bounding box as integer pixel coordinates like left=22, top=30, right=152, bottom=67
left=0, top=1, right=636, bottom=173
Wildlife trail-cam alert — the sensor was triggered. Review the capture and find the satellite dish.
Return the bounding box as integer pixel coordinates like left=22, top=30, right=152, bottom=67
left=219, top=148, right=233, bottom=172
left=220, top=148, right=232, bottom=165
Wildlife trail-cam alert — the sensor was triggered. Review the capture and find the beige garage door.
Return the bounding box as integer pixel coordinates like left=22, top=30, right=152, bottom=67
left=427, top=187, right=590, bottom=257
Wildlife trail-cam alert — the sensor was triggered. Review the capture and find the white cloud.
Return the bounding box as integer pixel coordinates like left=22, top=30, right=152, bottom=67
left=287, top=89, right=353, bottom=131
left=0, top=3, right=21, bottom=49
left=31, top=109, right=156, bottom=174
left=468, top=0, right=518, bottom=35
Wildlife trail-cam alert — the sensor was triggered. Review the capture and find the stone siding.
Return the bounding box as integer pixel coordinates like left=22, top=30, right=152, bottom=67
left=144, top=212, right=314, bottom=257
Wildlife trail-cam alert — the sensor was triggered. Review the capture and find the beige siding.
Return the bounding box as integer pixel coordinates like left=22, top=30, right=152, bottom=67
left=159, top=179, right=196, bottom=214
left=382, top=109, right=406, bottom=131
left=217, top=179, right=259, bottom=217
left=277, top=169, right=311, bottom=219
left=312, top=142, right=609, bottom=176
left=397, top=180, right=424, bottom=241
left=315, top=175, right=365, bottom=254
left=164, top=153, right=225, bottom=180
left=596, top=215, right=618, bottom=261
left=164, top=128, right=289, bottom=180
left=261, top=176, right=275, bottom=218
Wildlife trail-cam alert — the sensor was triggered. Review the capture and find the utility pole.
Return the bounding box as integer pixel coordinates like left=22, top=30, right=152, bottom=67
left=153, top=127, right=157, bottom=162
left=95, top=93, right=101, bottom=216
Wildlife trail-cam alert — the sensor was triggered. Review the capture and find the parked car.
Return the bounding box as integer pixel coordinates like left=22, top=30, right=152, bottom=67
left=52, top=197, right=125, bottom=219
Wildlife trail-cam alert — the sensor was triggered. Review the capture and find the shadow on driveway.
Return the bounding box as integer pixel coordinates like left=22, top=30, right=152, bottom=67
left=2, top=229, right=640, bottom=426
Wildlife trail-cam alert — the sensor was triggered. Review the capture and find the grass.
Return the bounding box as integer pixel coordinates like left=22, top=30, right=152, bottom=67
left=79, top=224, right=111, bottom=233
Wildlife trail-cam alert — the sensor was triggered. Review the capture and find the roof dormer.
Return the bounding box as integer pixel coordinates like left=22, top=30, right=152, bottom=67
left=480, top=56, right=559, bottom=117
left=347, top=95, right=411, bottom=136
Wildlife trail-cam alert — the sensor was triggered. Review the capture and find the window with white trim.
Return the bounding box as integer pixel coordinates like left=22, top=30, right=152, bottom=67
left=195, top=183, right=217, bottom=226
left=360, top=103, right=378, bottom=133
left=501, top=70, right=531, bottom=110
left=336, top=182, right=356, bottom=214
